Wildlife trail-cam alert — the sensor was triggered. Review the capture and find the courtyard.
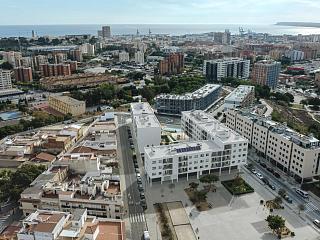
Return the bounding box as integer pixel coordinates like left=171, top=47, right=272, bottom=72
left=144, top=170, right=320, bottom=240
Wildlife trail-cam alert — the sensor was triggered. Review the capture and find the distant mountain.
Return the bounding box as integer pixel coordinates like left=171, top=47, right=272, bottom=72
left=276, top=22, right=320, bottom=28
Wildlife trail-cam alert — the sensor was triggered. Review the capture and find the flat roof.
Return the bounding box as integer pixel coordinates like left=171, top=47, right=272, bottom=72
left=50, top=95, right=85, bottom=106
left=130, top=102, right=154, bottom=115
left=225, top=85, right=254, bottom=102
left=134, top=114, right=161, bottom=128
left=156, top=84, right=221, bottom=100
left=183, top=110, right=247, bottom=143
left=145, top=140, right=221, bottom=159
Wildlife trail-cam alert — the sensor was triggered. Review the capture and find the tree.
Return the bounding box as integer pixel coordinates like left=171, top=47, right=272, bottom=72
left=0, top=61, right=13, bottom=70
left=266, top=215, right=286, bottom=234
left=274, top=196, right=282, bottom=205
left=189, top=182, right=199, bottom=191
left=298, top=204, right=305, bottom=215
left=278, top=188, right=286, bottom=198
left=195, top=189, right=208, bottom=203
left=199, top=174, right=219, bottom=191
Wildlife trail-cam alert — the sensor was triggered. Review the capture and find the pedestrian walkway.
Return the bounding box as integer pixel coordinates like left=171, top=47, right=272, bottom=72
left=129, top=212, right=146, bottom=223
left=305, top=202, right=319, bottom=213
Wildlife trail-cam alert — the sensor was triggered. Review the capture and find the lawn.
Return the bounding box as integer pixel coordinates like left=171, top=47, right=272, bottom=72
left=222, top=177, right=254, bottom=195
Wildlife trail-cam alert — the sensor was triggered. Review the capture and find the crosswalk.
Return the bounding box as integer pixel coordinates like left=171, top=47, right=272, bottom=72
left=305, top=202, right=319, bottom=213
left=129, top=212, right=145, bottom=223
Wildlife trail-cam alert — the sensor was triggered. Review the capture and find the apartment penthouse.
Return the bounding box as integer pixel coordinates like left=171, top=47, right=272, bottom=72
left=224, top=85, right=255, bottom=110
left=131, top=102, right=161, bottom=159
left=49, top=95, right=86, bottom=116
left=155, top=84, right=221, bottom=115
left=226, top=109, right=320, bottom=181
left=17, top=209, right=125, bottom=240
left=203, top=58, right=250, bottom=82
left=144, top=110, right=248, bottom=184
left=20, top=154, right=123, bottom=219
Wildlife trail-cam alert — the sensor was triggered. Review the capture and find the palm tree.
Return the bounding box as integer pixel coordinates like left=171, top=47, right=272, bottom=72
left=189, top=182, right=199, bottom=191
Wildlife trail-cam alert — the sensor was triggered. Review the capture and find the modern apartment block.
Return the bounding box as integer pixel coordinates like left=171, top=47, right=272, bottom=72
left=49, top=95, right=86, bottom=116
left=101, top=26, right=111, bottom=38
left=223, top=85, right=255, bottom=110
left=203, top=58, right=250, bottom=82
left=144, top=110, right=248, bottom=184
left=80, top=43, right=95, bottom=56
left=130, top=102, right=161, bottom=159
left=0, top=69, right=12, bottom=90
left=251, top=60, right=281, bottom=89
left=214, top=30, right=231, bottom=45
left=40, top=64, right=71, bottom=78
left=155, top=84, right=221, bottom=115
left=134, top=51, right=145, bottom=64
left=158, top=53, right=184, bottom=75
left=14, top=67, right=33, bottom=82
left=118, top=51, right=130, bottom=63
left=225, top=108, right=320, bottom=181
left=2, top=51, right=22, bottom=67
left=17, top=209, right=125, bottom=240
left=20, top=155, right=123, bottom=219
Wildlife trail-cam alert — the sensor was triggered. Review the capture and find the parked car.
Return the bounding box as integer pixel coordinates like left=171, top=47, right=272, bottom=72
left=313, top=219, right=320, bottom=228
left=262, top=178, right=269, bottom=185
left=140, top=192, right=145, bottom=200
left=260, top=162, right=267, bottom=168
left=256, top=173, right=263, bottom=179
left=268, top=184, right=276, bottom=190
left=251, top=169, right=257, bottom=174
left=136, top=173, right=141, bottom=178
left=138, top=183, right=144, bottom=191
left=273, top=172, right=281, bottom=178
left=296, top=189, right=309, bottom=199
left=143, top=230, right=150, bottom=240
left=284, top=195, right=293, bottom=203
left=267, top=167, right=274, bottom=173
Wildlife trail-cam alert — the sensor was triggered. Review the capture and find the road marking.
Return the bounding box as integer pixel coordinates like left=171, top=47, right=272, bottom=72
left=305, top=202, right=319, bottom=213
left=129, top=213, right=146, bottom=223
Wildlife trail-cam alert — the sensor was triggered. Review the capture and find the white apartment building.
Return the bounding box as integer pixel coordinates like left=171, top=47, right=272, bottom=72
left=80, top=43, right=95, bottom=56
left=144, top=110, right=248, bottom=184
left=203, top=58, right=250, bottom=82
left=131, top=102, right=161, bottom=159
left=0, top=69, right=13, bottom=90
left=226, top=109, right=320, bottom=181
left=224, top=85, right=255, bottom=110
left=118, top=51, right=130, bottom=63
left=134, top=51, right=145, bottom=65
left=2, top=51, right=22, bottom=67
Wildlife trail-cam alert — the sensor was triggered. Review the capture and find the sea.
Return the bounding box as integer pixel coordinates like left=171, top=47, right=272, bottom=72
left=1, top=24, right=320, bottom=38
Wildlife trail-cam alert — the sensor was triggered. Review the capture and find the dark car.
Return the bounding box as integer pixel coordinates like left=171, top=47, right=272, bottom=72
left=268, top=184, right=276, bottom=190
left=273, top=172, right=281, bottom=178
left=260, top=162, right=267, bottom=168
left=267, top=167, right=274, bottom=173
left=262, top=178, right=269, bottom=185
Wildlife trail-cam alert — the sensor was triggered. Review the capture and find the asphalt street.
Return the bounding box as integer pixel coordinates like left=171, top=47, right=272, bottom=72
left=247, top=155, right=320, bottom=224
left=117, top=124, right=146, bottom=240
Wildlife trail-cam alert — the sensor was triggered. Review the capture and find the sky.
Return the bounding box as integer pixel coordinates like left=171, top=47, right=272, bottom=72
left=1, top=0, right=320, bottom=25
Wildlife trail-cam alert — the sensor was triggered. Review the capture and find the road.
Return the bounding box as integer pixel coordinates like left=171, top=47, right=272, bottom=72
left=247, top=154, right=320, bottom=224
left=117, top=124, right=146, bottom=240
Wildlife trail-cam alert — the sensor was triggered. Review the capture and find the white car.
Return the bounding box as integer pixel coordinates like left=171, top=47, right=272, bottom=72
left=256, top=173, right=263, bottom=179
left=313, top=219, right=320, bottom=228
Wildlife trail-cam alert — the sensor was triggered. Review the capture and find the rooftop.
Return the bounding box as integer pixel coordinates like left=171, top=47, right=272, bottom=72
left=155, top=84, right=221, bottom=100
left=224, top=85, right=255, bottom=102
left=50, top=95, right=85, bottom=106
left=134, top=114, right=161, bottom=128
left=130, top=102, right=154, bottom=116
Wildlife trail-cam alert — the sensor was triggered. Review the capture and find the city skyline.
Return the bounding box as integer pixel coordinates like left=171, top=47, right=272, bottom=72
left=1, top=0, right=320, bottom=25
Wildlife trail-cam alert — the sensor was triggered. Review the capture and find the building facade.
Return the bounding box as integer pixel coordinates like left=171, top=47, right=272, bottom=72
left=130, top=102, right=161, bottom=159
left=118, top=51, right=130, bottom=63
left=225, top=108, right=320, bottom=181
left=0, top=69, right=12, bottom=90
left=134, top=51, right=145, bottom=64
left=144, top=110, right=248, bottom=184
left=101, top=26, right=111, bottom=38
left=49, top=95, right=86, bottom=116
left=14, top=67, right=33, bottom=82
left=155, top=84, right=221, bottom=115
left=203, top=58, right=250, bottom=82
left=223, top=85, right=255, bottom=110
left=158, top=53, right=184, bottom=75
left=40, top=64, right=71, bottom=78
left=251, top=60, right=281, bottom=89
